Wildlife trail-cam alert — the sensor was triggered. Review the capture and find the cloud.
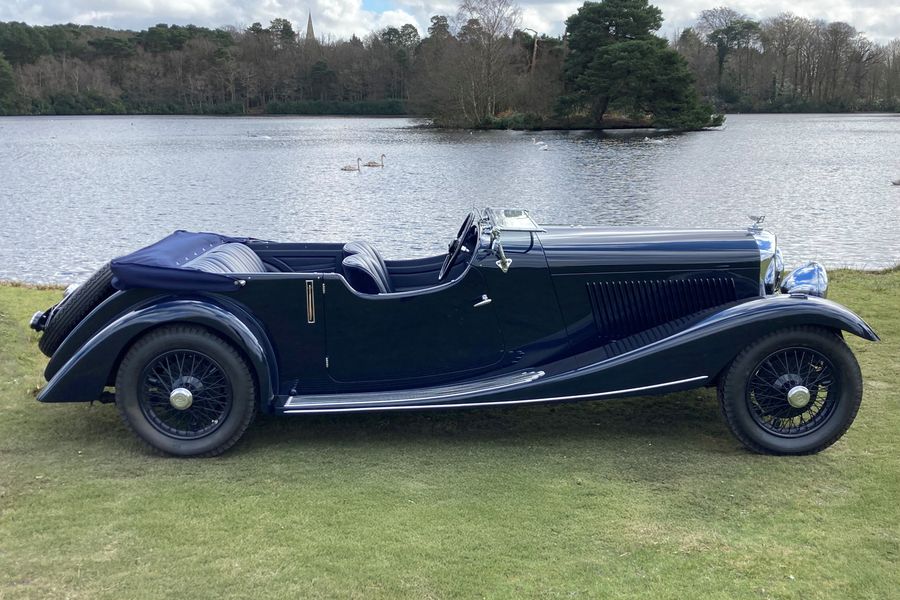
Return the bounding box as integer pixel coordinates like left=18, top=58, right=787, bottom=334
left=653, top=0, right=900, bottom=42
left=373, top=9, right=422, bottom=30
left=0, top=0, right=896, bottom=42
left=518, top=2, right=582, bottom=34
left=0, top=0, right=426, bottom=38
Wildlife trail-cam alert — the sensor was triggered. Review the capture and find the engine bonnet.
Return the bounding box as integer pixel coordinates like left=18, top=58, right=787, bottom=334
left=535, top=226, right=761, bottom=277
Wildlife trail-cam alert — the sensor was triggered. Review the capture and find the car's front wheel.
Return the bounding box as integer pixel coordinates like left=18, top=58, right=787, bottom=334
left=115, top=325, right=256, bottom=457
left=718, top=326, right=863, bottom=455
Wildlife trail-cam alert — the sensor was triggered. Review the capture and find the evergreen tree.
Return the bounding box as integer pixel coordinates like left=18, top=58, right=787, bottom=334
left=564, top=0, right=718, bottom=129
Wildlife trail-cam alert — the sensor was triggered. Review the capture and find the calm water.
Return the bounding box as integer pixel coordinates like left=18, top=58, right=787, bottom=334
left=0, top=113, right=898, bottom=283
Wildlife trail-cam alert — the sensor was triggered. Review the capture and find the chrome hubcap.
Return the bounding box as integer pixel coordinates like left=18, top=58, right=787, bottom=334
left=169, top=387, right=193, bottom=410
left=787, top=385, right=811, bottom=409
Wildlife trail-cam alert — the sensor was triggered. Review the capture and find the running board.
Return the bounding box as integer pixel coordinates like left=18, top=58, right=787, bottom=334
left=284, top=370, right=545, bottom=409
left=281, top=374, right=708, bottom=414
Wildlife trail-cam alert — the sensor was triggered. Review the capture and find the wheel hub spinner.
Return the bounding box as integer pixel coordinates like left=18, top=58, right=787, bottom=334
left=169, top=387, right=194, bottom=410
left=787, top=385, right=811, bottom=409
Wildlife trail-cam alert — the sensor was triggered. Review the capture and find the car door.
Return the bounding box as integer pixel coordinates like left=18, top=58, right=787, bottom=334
left=323, top=266, right=505, bottom=385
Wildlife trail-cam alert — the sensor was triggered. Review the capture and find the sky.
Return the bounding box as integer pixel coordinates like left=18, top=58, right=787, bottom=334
left=0, top=0, right=897, bottom=43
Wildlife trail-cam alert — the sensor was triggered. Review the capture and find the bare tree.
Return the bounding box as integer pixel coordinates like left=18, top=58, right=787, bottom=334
left=456, top=0, right=522, bottom=122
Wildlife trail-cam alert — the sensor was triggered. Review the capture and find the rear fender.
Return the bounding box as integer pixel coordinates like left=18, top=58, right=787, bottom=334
left=37, top=299, right=278, bottom=407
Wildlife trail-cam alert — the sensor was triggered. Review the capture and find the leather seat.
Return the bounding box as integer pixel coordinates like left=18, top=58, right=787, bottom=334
left=342, top=241, right=393, bottom=294
left=183, top=243, right=267, bottom=274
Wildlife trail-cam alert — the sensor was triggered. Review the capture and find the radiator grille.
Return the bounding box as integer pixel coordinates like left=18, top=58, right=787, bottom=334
left=587, top=277, right=737, bottom=342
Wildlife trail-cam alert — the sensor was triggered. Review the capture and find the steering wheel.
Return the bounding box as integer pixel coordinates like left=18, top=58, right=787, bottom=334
left=438, top=212, right=476, bottom=282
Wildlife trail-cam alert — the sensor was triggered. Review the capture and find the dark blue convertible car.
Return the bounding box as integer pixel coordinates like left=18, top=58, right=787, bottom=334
left=31, top=209, right=877, bottom=457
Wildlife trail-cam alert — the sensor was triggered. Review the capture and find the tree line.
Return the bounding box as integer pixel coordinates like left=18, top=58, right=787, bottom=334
left=675, top=7, right=900, bottom=112
left=0, top=0, right=897, bottom=128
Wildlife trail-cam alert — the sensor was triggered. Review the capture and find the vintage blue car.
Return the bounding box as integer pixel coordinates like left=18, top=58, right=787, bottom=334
left=30, top=209, right=877, bottom=457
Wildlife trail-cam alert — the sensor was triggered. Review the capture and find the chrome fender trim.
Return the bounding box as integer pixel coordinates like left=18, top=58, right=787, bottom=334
left=283, top=375, right=708, bottom=414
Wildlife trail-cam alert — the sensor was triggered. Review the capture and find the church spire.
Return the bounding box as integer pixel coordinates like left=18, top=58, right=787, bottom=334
left=305, top=12, right=316, bottom=42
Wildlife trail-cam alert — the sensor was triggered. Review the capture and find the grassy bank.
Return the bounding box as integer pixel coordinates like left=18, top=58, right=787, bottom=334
left=1, top=271, right=897, bottom=599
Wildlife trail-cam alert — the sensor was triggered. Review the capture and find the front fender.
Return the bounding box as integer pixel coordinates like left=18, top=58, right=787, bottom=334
left=464, top=293, right=880, bottom=405
left=37, top=299, right=278, bottom=407
left=519, top=293, right=879, bottom=399
left=692, top=294, right=879, bottom=342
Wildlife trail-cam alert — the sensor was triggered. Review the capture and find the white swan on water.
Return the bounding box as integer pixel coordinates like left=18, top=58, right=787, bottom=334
left=364, top=154, right=386, bottom=167
left=341, top=158, right=362, bottom=172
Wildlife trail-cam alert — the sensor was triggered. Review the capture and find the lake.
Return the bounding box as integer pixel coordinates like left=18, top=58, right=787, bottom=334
left=0, top=113, right=898, bottom=283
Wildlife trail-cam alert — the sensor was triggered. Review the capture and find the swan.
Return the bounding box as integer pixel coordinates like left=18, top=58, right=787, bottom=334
left=892, top=179, right=900, bottom=186
left=341, top=158, right=362, bottom=172
left=364, top=154, right=386, bottom=168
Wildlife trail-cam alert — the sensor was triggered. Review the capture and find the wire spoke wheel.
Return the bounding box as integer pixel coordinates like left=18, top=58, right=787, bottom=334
left=719, top=327, right=863, bottom=455
left=139, top=349, right=233, bottom=440
left=746, top=347, right=837, bottom=437
left=117, top=326, right=256, bottom=457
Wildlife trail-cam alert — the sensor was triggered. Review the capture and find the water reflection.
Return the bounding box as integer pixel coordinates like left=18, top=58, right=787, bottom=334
left=0, top=113, right=897, bottom=283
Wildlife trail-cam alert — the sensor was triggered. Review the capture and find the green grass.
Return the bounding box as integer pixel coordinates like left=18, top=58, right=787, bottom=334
left=1, top=272, right=898, bottom=599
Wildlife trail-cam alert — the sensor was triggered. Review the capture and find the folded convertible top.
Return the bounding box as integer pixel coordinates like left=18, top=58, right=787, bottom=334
left=110, top=230, right=253, bottom=292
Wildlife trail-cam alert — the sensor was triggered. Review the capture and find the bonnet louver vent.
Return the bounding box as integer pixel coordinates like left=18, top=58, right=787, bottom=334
left=587, top=277, right=737, bottom=343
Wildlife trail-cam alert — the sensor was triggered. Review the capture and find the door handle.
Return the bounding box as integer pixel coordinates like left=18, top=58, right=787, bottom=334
left=473, top=294, right=492, bottom=308
left=306, top=280, right=315, bottom=323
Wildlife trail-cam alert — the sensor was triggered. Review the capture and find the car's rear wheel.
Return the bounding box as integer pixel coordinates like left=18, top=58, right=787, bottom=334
left=718, top=326, right=862, bottom=455
left=115, top=325, right=256, bottom=457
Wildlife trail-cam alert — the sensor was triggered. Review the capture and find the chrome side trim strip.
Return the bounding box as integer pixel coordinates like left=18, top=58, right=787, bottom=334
left=282, top=375, right=708, bottom=414
left=285, top=370, right=545, bottom=408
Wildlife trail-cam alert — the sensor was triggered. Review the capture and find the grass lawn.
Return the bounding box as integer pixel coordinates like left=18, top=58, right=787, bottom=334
left=1, top=271, right=898, bottom=599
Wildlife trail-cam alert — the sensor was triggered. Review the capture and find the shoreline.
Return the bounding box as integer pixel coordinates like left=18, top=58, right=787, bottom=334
left=2, top=110, right=895, bottom=132
left=0, top=113, right=686, bottom=133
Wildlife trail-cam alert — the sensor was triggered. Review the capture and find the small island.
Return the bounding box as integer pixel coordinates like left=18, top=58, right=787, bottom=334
left=1, top=0, right=898, bottom=130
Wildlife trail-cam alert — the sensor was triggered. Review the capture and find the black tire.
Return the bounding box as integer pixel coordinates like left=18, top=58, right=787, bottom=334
left=38, top=262, right=115, bottom=357
left=115, top=325, right=256, bottom=457
left=718, top=326, right=863, bottom=455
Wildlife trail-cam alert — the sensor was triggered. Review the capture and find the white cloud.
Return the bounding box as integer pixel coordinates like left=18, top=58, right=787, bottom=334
left=0, top=0, right=896, bottom=42
left=654, top=0, right=900, bottom=42
left=373, top=9, right=423, bottom=31
left=519, top=2, right=581, bottom=35
left=71, top=11, right=116, bottom=24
